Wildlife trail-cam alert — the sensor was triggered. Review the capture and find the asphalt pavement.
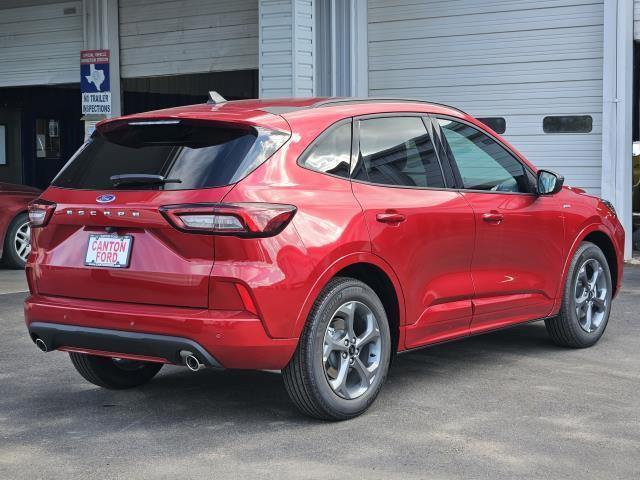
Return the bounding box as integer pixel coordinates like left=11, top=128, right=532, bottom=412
left=1, top=267, right=639, bottom=479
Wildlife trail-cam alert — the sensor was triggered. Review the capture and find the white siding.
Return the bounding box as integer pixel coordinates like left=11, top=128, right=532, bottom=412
left=119, top=0, right=259, bottom=78
left=635, top=0, right=640, bottom=40
left=0, top=1, right=82, bottom=87
left=368, top=0, right=605, bottom=194
left=259, top=0, right=314, bottom=97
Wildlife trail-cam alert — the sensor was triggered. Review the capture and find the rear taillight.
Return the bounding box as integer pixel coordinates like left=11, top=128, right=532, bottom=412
left=160, top=203, right=297, bottom=238
left=28, top=200, right=56, bottom=228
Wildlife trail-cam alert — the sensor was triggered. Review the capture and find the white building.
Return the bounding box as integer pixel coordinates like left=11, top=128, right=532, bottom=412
left=0, top=0, right=636, bottom=256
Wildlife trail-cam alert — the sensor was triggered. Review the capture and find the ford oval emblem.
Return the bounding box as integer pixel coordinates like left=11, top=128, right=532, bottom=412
left=96, top=194, right=116, bottom=203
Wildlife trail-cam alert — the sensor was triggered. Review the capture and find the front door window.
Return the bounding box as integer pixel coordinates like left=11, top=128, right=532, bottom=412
left=438, top=118, right=531, bottom=193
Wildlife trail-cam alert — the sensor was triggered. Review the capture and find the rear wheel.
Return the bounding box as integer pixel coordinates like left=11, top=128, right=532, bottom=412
left=2, top=213, right=30, bottom=269
left=283, top=277, right=392, bottom=420
left=545, top=242, right=612, bottom=348
left=69, top=352, right=163, bottom=389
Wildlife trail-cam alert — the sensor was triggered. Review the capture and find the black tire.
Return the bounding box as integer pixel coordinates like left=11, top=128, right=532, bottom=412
left=2, top=212, right=30, bottom=269
left=69, top=352, right=163, bottom=389
left=545, top=242, right=613, bottom=348
left=282, top=277, right=392, bottom=421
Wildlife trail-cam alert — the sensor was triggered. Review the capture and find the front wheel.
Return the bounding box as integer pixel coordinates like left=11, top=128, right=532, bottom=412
left=69, top=353, right=163, bottom=389
left=545, top=242, right=613, bottom=348
left=283, top=277, right=392, bottom=420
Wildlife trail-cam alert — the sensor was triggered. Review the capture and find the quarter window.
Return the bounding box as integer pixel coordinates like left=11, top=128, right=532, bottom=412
left=438, top=119, right=531, bottom=193
left=354, top=117, right=445, bottom=188
left=298, top=122, right=352, bottom=178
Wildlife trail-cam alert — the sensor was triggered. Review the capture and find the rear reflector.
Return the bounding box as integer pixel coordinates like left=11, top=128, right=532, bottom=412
left=235, top=283, right=258, bottom=315
left=160, top=202, right=296, bottom=238
left=28, top=200, right=56, bottom=228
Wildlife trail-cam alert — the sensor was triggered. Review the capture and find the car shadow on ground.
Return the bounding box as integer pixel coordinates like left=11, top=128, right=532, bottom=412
left=15, top=321, right=564, bottom=427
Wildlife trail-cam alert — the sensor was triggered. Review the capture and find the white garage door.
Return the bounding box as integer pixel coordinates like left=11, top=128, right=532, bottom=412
left=119, top=0, right=259, bottom=78
left=368, top=0, right=605, bottom=194
left=635, top=0, right=640, bottom=40
left=0, top=1, right=82, bottom=87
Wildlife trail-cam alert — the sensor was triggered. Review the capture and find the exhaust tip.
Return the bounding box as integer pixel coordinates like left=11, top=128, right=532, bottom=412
left=185, top=354, right=203, bottom=372
left=34, top=338, right=48, bottom=352
left=180, top=351, right=204, bottom=371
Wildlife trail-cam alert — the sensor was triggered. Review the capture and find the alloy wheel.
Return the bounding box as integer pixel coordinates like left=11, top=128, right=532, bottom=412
left=14, top=221, right=31, bottom=262
left=574, top=258, right=608, bottom=333
left=322, top=301, right=382, bottom=399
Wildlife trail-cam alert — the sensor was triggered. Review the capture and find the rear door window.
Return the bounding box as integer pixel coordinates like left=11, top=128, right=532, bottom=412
left=52, top=121, right=288, bottom=190
left=353, top=117, right=446, bottom=188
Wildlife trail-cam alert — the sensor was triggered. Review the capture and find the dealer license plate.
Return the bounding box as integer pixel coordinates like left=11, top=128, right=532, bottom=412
left=85, top=234, right=133, bottom=268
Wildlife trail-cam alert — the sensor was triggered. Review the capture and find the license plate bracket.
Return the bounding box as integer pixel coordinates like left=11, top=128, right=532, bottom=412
left=84, top=234, right=133, bottom=268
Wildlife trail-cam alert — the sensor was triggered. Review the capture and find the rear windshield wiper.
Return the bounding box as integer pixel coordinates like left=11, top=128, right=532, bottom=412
left=109, top=174, right=182, bottom=187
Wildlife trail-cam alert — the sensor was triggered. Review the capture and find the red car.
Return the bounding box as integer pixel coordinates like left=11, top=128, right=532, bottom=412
left=24, top=97, right=624, bottom=420
left=1, top=182, right=40, bottom=268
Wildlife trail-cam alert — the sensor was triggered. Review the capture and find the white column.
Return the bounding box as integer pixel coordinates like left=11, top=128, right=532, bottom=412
left=601, top=0, right=633, bottom=259
left=314, top=0, right=367, bottom=97
left=259, top=0, right=315, bottom=98
left=82, top=0, right=121, bottom=117
left=351, top=0, right=368, bottom=97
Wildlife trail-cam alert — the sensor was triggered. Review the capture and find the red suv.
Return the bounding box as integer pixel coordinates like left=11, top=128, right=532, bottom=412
left=25, top=97, right=624, bottom=420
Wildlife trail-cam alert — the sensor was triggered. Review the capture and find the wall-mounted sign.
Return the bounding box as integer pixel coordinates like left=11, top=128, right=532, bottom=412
left=81, top=50, right=111, bottom=115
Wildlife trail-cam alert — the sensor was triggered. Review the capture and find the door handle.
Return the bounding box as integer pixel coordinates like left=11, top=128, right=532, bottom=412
left=376, top=212, right=406, bottom=224
left=482, top=212, right=504, bottom=224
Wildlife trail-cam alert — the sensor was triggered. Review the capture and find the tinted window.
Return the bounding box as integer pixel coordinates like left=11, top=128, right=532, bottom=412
left=438, top=119, right=531, bottom=193
left=477, top=117, right=506, bottom=134
left=52, top=121, right=288, bottom=190
left=354, top=117, right=445, bottom=188
left=299, top=122, right=351, bottom=178
left=543, top=115, right=592, bottom=133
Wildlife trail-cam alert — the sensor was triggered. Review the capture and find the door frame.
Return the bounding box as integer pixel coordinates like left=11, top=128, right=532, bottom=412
left=0, top=108, right=23, bottom=185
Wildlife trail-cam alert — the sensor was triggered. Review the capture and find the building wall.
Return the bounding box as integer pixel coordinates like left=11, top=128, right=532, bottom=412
left=635, top=0, right=640, bottom=40
left=119, top=0, right=259, bottom=78
left=368, top=0, right=605, bottom=195
left=259, top=0, right=314, bottom=97
left=0, top=1, right=83, bottom=87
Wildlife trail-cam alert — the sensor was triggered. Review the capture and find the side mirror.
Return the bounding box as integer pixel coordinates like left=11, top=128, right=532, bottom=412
left=537, top=170, right=564, bottom=195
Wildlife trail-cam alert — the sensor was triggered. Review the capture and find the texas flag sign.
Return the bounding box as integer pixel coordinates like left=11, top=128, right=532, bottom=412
left=81, top=50, right=111, bottom=114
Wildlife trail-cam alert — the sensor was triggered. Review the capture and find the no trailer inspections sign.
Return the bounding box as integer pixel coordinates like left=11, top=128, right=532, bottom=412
left=81, top=50, right=111, bottom=115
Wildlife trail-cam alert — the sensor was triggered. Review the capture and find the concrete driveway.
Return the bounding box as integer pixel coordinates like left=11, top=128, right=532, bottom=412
left=1, top=267, right=639, bottom=479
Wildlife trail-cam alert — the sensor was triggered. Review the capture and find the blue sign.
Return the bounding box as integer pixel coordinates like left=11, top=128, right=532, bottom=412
left=81, top=50, right=111, bottom=115
left=81, top=63, right=110, bottom=93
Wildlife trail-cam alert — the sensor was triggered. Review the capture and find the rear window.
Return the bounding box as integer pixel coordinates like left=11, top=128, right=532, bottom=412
left=52, top=121, right=289, bottom=190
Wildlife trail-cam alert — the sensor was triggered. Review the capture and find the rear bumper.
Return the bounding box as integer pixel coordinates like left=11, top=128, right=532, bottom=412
left=24, top=295, right=298, bottom=370
left=28, top=322, right=222, bottom=367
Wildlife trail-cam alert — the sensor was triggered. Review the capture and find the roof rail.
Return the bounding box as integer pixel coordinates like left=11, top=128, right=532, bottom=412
left=312, top=97, right=466, bottom=114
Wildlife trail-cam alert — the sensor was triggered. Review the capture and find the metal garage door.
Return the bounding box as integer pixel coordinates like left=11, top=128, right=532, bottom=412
left=119, top=0, right=259, bottom=78
left=368, top=0, right=605, bottom=194
left=635, top=0, right=640, bottom=40
left=0, top=1, right=82, bottom=87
